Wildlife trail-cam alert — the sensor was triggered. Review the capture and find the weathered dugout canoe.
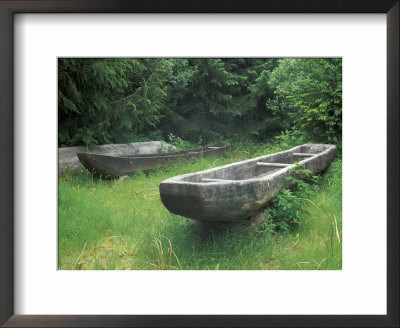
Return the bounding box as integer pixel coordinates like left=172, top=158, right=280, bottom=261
left=77, top=143, right=231, bottom=178
left=58, top=141, right=176, bottom=173
left=159, top=144, right=336, bottom=222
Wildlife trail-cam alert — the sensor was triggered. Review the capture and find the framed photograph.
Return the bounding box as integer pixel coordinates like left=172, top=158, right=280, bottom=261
left=1, top=1, right=398, bottom=327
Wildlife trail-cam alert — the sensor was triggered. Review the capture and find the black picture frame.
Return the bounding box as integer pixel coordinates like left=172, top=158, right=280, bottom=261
left=0, top=1, right=398, bottom=327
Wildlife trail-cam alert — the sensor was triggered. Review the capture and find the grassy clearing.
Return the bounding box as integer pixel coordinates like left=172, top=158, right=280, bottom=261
left=58, top=142, right=342, bottom=270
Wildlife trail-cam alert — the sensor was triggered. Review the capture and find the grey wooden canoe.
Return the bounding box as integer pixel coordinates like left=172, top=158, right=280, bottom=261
left=159, top=144, right=336, bottom=222
left=58, top=141, right=176, bottom=173
left=77, top=143, right=231, bottom=178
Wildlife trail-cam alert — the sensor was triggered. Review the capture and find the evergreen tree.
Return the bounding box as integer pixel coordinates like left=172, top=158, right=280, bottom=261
left=58, top=57, right=342, bottom=147
left=58, top=58, right=172, bottom=146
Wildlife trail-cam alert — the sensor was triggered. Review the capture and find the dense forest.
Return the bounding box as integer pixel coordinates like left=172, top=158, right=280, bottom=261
left=58, top=58, right=342, bottom=147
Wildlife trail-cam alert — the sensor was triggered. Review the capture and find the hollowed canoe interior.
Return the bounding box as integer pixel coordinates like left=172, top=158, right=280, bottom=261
left=119, top=143, right=228, bottom=158
left=181, top=145, right=328, bottom=183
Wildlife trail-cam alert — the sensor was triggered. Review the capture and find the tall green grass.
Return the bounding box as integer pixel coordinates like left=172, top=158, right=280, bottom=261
left=58, top=142, right=342, bottom=270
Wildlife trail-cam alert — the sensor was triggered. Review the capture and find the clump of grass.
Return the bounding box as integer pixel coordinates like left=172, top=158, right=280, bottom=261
left=58, top=142, right=342, bottom=270
left=261, top=158, right=342, bottom=270
left=147, top=236, right=182, bottom=270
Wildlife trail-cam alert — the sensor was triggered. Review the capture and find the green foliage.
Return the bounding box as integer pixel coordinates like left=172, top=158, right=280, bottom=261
left=273, top=128, right=309, bottom=149
left=287, top=163, right=320, bottom=187
left=266, top=189, right=307, bottom=233
left=167, top=133, right=194, bottom=150
left=264, top=165, right=319, bottom=233
left=58, top=58, right=172, bottom=147
left=268, top=58, right=342, bottom=143
left=59, top=58, right=342, bottom=147
left=158, top=58, right=281, bottom=142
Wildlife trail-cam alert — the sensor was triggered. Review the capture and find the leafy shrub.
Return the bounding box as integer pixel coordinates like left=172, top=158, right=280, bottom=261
left=286, top=163, right=320, bottom=188
left=273, top=128, right=309, bottom=150
left=268, top=58, right=342, bottom=143
left=265, top=189, right=306, bottom=233
left=167, top=133, right=194, bottom=150
left=264, top=166, right=318, bottom=233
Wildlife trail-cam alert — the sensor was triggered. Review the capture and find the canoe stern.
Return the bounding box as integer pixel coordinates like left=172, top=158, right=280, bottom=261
left=159, top=172, right=287, bottom=221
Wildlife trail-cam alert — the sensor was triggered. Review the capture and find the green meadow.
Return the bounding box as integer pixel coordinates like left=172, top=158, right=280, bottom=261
left=58, top=141, right=342, bottom=270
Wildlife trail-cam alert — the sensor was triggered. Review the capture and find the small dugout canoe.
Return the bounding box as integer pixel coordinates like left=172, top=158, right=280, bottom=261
left=77, top=142, right=231, bottom=178
left=159, top=144, right=337, bottom=222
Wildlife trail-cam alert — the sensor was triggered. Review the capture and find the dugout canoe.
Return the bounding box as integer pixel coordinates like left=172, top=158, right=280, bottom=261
left=159, top=144, right=336, bottom=222
left=77, top=142, right=231, bottom=178
left=58, top=141, right=176, bottom=173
